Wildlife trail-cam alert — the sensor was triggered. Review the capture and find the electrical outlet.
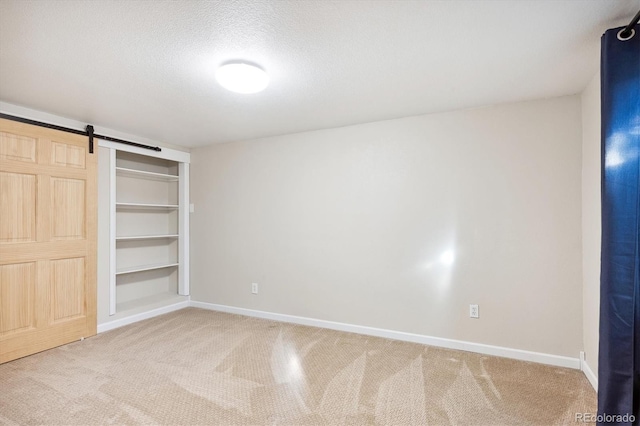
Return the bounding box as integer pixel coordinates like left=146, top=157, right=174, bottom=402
left=470, top=304, right=479, bottom=318
left=252, top=283, right=258, bottom=294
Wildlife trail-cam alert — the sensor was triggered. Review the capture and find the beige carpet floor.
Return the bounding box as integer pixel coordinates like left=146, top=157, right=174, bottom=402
left=0, top=307, right=595, bottom=425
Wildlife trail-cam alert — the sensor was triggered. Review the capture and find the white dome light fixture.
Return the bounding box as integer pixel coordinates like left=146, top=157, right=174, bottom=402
left=215, top=62, right=269, bottom=94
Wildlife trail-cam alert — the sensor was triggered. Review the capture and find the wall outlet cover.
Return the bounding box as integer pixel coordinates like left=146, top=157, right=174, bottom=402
left=470, top=304, right=479, bottom=318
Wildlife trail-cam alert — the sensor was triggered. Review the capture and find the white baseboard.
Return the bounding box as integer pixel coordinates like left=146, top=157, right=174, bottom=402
left=580, top=351, right=598, bottom=391
left=190, top=301, right=581, bottom=370
left=97, top=300, right=190, bottom=333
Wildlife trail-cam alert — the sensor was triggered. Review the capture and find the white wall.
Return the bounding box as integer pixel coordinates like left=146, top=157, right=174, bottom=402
left=581, top=72, right=601, bottom=381
left=190, top=96, right=584, bottom=358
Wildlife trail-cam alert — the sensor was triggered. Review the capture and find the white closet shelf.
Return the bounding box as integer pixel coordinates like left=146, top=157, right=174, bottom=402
left=116, top=202, right=179, bottom=209
left=116, top=292, right=188, bottom=314
left=116, top=234, right=179, bottom=241
left=116, top=167, right=179, bottom=181
left=106, top=147, right=189, bottom=319
left=116, top=262, right=179, bottom=275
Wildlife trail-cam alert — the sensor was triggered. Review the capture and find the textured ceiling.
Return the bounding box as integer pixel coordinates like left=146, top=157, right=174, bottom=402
left=0, top=0, right=638, bottom=147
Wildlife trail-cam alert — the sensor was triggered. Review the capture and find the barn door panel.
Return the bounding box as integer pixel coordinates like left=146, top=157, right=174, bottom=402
left=0, top=118, right=96, bottom=363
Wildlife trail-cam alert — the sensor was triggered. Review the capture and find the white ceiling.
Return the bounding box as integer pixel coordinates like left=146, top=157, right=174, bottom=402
left=0, top=1, right=638, bottom=147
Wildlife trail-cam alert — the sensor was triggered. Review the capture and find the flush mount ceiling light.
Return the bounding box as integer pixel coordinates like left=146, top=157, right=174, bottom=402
left=215, top=62, right=269, bottom=94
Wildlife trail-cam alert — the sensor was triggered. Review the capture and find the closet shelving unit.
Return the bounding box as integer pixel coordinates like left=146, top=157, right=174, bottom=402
left=100, top=141, right=190, bottom=319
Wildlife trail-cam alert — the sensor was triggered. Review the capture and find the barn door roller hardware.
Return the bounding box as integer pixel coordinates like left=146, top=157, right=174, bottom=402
left=86, top=125, right=94, bottom=153
left=0, top=112, right=162, bottom=154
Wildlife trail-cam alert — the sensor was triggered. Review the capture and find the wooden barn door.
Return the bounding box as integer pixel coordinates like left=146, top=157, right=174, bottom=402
left=0, top=118, right=97, bottom=363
